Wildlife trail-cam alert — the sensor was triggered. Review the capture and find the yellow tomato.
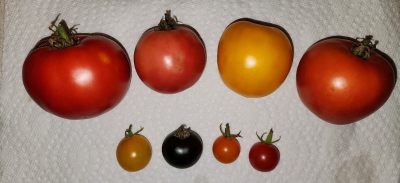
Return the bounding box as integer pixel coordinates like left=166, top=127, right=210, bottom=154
left=218, top=19, right=293, bottom=97
left=116, top=125, right=152, bottom=172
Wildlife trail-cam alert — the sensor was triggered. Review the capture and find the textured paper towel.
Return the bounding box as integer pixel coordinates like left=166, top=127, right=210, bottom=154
left=0, top=0, right=399, bottom=182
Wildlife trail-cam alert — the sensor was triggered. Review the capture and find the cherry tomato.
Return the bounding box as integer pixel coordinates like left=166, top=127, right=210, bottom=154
left=22, top=15, right=131, bottom=119
left=296, top=35, right=396, bottom=124
left=212, top=123, right=241, bottom=164
left=134, top=10, right=206, bottom=94
left=249, top=129, right=280, bottom=172
left=218, top=18, right=293, bottom=97
left=116, top=125, right=152, bottom=172
left=162, top=125, right=203, bottom=169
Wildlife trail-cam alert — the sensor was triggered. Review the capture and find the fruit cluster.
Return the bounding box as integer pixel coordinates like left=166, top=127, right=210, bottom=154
left=22, top=10, right=396, bottom=173
left=116, top=124, right=280, bottom=172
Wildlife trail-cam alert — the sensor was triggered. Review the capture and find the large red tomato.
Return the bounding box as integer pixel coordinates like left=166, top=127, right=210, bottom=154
left=134, top=10, right=206, bottom=94
left=296, top=35, right=396, bottom=124
left=23, top=16, right=131, bottom=120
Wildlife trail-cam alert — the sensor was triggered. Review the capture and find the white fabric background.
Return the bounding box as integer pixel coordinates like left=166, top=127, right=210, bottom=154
left=1, top=0, right=399, bottom=182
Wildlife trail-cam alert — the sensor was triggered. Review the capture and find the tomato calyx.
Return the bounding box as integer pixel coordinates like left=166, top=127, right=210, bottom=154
left=48, top=14, right=79, bottom=48
left=157, top=10, right=179, bottom=31
left=173, top=124, right=191, bottom=139
left=124, top=124, right=144, bottom=138
left=256, top=129, right=280, bottom=144
left=352, top=35, right=379, bottom=60
left=219, top=123, right=242, bottom=138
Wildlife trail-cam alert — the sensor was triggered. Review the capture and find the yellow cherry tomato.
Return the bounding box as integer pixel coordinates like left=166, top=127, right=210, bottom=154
left=218, top=19, right=293, bottom=97
left=116, top=125, right=152, bottom=172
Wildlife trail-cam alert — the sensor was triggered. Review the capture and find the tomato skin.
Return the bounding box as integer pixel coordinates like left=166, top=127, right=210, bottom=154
left=116, top=133, right=152, bottom=172
left=218, top=19, right=293, bottom=97
left=23, top=34, right=131, bottom=119
left=249, top=142, right=280, bottom=172
left=212, top=136, right=240, bottom=164
left=134, top=25, right=206, bottom=94
left=296, top=36, right=396, bottom=124
left=162, top=125, right=203, bottom=169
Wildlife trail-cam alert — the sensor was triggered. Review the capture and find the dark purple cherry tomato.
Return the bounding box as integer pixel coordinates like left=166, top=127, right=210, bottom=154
left=162, top=125, right=203, bottom=168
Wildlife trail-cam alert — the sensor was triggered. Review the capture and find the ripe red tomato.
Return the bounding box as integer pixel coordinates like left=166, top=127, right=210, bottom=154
left=22, top=16, right=131, bottom=119
left=134, top=10, right=206, bottom=94
left=212, top=123, right=241, bottom=164
left=249, top=129, right=280, bottom=172
left=296, top=35, right=396, bottom=124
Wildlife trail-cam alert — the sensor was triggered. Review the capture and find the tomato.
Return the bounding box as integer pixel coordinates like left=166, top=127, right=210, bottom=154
left=22, top=15, right=131, bottom=119
left=116, top=125, right=152, bottom=172
left=212, top=123, right=241, bottom=164
left=249, top=129, right=280, bottom=172
left=296, top=35, right=396, bottom=124
left=134, top=10, right=206, bottom=94
left=162, top=125, right=203, bottom=168
left=218, top=18, right=293, bottom=97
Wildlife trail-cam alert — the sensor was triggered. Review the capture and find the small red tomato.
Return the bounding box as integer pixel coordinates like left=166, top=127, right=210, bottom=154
left=134, top=10, right=206, bottom=94
left=212, top=123, right=242, bottom=164
left=296, top=35, right=396, bottom=124
left=249, top=129, right=280, bottom=172
left=22, top=15, right=131, bottom=119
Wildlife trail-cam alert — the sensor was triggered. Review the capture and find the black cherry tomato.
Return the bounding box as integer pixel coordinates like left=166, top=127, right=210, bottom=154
left=162, top=125, right=203, bottom=169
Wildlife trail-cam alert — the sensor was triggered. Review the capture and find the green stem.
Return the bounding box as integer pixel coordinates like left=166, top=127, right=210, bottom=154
left=158, top=10, right=178, bottom=31
left=48, top=14, right=77, bottom=48
left=352, top=35, right=379, bottom=60
left=220, top=123, right=242, bottom=138
left=56, top=20, right=73, bottom=45
left=256, top=128, right=280, bottom=144
left=125, top=124, right=144, bottom=138
left=173, top=124, right=191, bottom=139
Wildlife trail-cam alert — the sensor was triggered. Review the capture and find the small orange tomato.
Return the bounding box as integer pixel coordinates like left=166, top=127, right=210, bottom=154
left=218, top=19, right=293, bottom=97
left=116, top=125, right=152, bottom=172
left=212, top=123, right=241, bottom=164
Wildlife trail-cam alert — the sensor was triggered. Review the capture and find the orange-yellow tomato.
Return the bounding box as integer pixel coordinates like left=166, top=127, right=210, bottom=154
left=212, top=136, right=241, bottom=164
left=218, top=19, right=293, bottom=97
left=116, top=127, right=152, bottom=172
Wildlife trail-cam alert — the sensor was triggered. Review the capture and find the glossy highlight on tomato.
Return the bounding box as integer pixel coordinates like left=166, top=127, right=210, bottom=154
left=116, top=125, right=152, bottom=172
left=212, top=123, right=241, bottom=164
left=22, top=15, right=131, bottom=119
left=134, top=10, right=206, bottom=94
left=296, top=35, right=396, bottom=124
left=218, top=18, right=293, bottom=97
